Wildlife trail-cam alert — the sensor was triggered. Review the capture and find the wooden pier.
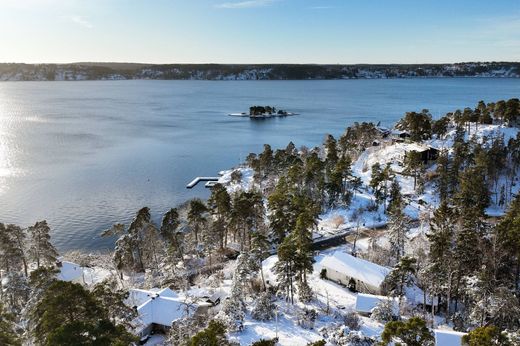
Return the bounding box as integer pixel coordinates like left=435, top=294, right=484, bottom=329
left=186, top=177, right=220, bottom=189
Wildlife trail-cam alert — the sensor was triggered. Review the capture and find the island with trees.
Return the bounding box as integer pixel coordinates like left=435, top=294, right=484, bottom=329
left=229, top=106, right=297, bottom=119
left=2, top=97, right=520, bottom=345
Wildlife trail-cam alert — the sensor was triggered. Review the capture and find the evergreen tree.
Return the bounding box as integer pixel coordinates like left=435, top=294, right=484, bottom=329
left=189, top=320, right=231, bottom=346
left=31, top=281, right=136, bottom=346
left=105, top=207, right=161, bottom=273
left=403, top=150, right=424, bottom=191
left=324, top=134, right=339, bottom=168
left=396, top=110, right=433, bottom=141
left=370, top=163, right=391, bottom=211
left=0, top=223, right=28, bottom=277
left=250, top=231, right=270, bottom=290
left=292, top=211, right=315, bottom=286
left=462, top=325, right=511, bottom=346
left=274, top=234, right=297, bottom=304
left=27, top=221, right=58, bottom=269
left=455, top=167, right=490, bottom=217
left=160, top=207, right=180, bottom=243
left=251, top=291, right=275, bottom=321
left=387, top=178, right=404, bottom=216
left=435, top=149, right=450, bottom=202
left=208, top=183, right=231, bottom=248
left=385, top=256, right=417, bottom=300
left=91, top=278, right=136, bottom=328
left=0, top=302, right=20, bottom=346
left=426, top=202, right=457, bottom=319
left=387, top=208, right=410, bottom=263
left=380, top=317, right=434, bottom=346
left=495, top=195, right=520, bottom=290
left=188, top=199, right=209, bottom=246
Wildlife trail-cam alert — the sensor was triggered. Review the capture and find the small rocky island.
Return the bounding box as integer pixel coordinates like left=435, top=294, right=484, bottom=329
left=229, top=105, right=298, bottom=118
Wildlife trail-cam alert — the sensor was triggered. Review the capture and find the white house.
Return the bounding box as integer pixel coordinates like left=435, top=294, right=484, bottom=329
left=126, top=287, right=211, bottom=340
left=319, top=251, right=438, bottom=307
left=434, top=329, right=466, bottom=346
left=319, top=251, right=390, bottom=294
left=355, top=293, right=399, bottom=317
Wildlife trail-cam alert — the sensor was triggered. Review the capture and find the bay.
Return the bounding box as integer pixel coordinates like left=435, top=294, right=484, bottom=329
left=0, top=79, right=518, bottom=251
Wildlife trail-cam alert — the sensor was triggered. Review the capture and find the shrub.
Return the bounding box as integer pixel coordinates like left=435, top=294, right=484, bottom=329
left=252, top=339, right=277, bottom=346
left=331, top=215, right=345, bottom=229
left=320, top=268, right=327, bottom=279
left=343, top=311, right=361, bottom=331
left=371, top=299, right=395, bottom=323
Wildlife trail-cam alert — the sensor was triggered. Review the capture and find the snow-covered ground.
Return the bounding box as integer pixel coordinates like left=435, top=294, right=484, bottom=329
left=226, top=249, right=385, bottom=345
left=316, top=123, right=520, bottom=242
left=218, top=167, right=255, bottom=193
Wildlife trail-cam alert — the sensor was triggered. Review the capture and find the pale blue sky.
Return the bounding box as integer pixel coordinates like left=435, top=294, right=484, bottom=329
left=0, top=0, right=518, bottom=64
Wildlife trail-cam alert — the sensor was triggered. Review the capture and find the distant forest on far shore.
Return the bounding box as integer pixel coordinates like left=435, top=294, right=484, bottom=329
left=0, top=61, right=519, bottom=81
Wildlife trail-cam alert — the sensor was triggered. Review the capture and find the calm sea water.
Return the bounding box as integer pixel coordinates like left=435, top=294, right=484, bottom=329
left=0, top=79, right=519, bottom=251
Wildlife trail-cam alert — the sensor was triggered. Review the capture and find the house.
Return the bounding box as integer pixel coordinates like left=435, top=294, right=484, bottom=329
left=126, top=287, right=211, bottom=340
left=319, top=251, right=438, bottom=308
left=434, top=329, right=466, bottom=346
left=355, top=293, right=399, bottom=317
left=403, top=143, right=440, bottom=164
left=319, top=251, right=390, bottom=295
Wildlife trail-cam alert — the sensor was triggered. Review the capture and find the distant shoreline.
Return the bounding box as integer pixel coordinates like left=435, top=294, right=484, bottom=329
left=1, top=61, right=519, bottom=81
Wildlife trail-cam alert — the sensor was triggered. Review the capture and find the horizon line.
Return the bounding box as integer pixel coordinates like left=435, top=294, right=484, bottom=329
left=1, top=60, right=519, bottom=66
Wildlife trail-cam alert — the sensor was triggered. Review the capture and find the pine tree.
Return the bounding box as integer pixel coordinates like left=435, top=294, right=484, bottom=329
left=160, top=207, right=180, bottom=243
left=188, top=199, right=209, bottom=246
left=0, top=302, right=20, bottom=346
left=31, top=281, right=136, bottom=346
left=495, top=195, right=520, bottom=290
left=189, top=320, right=232, bottom=346
left=435, top=149, right=450, bottom=202
left=27, top=221, right=58, bottom=269
left=387, top=208, right=410, bottom=263
left=292, top=211, right=315, bottom=286
left=208, top=183, right=231, bottom=248
left=387, top=178, right=404, bottom=216
left=455, top=167, right=490, bottom=217
left=274, top=234, right=297, bottom=304
left=404, top=150, right=424, bottom=191
left=104, top=207, right=161, bottom=273
left=380, top=317, right=434, bottom=346
left=462, top=325, right=511, bottom=346
left=250, top=231, right=270, bottom=290
left=426, top=202, right=457, bottom=319
left=251, top=291, right=275, bottom=321
left=91, top=278, right=136, bottom=328
left=384, top=256, right=417, bottom=309
left=324, top=134, right=339, bottom=168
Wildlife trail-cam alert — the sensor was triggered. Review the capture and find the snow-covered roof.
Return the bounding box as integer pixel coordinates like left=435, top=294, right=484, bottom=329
left=434, top=329, right=466, bottom=346
left=355, top=293, right=399, bottom=315
left=126, top=287, right=194, bottom=331
left=137, top=296, right=187, bottom=328
left=127, top=287, right=177, bottom=307
left=319, top=251, right=390, bottom=288
left=402, top=142, right=434, bottom=153
left=57, top=261, right=84, bottom=282
left=405, top=283, right=438, bottom=306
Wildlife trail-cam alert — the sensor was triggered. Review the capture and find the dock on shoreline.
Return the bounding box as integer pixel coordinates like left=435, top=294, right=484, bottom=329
left=186, top=176, right=220, bottom=189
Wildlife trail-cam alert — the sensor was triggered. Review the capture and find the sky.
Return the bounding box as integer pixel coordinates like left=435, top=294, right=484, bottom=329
left=0, top=0, right=518, bottom=64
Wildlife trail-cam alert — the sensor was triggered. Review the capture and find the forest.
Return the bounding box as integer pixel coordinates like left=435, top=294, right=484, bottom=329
left=0, top=62, right=519, bottom=81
